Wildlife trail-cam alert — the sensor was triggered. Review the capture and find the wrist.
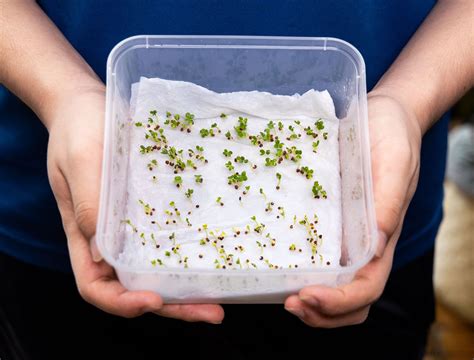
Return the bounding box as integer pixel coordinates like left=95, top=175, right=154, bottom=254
left=368, top=85, right=427, bottom=136
left=39, top=75, right=105, bottom=132
left=367, top=90, right=423, bottom=144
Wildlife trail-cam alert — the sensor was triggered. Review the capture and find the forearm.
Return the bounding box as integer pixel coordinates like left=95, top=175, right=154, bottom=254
left=0, top=0, right=103, bottom=130
left=371, top=0, right=474, bottom=135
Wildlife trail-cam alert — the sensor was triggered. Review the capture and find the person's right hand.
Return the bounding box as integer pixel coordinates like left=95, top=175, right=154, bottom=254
left=46, top=85, right=224, bottom=323
left=284, top=93, right=422, bottom=327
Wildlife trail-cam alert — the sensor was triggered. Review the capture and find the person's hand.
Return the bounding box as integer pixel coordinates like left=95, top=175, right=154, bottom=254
left=284, top=93, right=422, bottom=327
left=46, top=85, right=224, bottom=323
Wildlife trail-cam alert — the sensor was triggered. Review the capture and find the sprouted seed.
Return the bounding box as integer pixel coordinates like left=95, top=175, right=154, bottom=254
left=312, top=181, right=328, bottom=199
left=122, top=219, right=138, bottom=233
left=194, top=174, right=203, bottom=184
left=184, top=188, right=194, bottom=199
left=265, top=202, right=273, bottom=213
left=315, top=119, right=324, bottom=130
left=138, top=199, right=154, bottom=216
left=277, top=206, right=285, bottom=218
left=234, top=116, right=248, bottom=138
left=296, top=166, right=314, bottom=179
left=264, top=157, right=277, bottom=167
left=276, top=173, right=282, bottom=190
left=151, top=259, right=164, bottom=267
left=215, top=197, right=224, bottom=206
left=234, top=155, right=249, bottom=164
left=312, top=140, right=320, bottom=153
left=227, top=171, right=248, bottom=188
left=225, top=161, right=235, bottom=172
left=173, top=176, right=183, bottom=188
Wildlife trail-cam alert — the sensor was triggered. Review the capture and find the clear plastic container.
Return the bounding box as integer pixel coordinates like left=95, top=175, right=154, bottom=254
left=97, top=36, right=377, bottom=303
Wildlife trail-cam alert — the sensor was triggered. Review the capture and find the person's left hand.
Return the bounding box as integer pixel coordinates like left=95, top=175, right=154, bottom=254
left=284, top=92, right=422, bottom=327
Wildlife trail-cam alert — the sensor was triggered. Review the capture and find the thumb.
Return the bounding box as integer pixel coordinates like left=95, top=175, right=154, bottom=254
left=370, top=140, right=419, bottom=256
left=368, top=95, right=421, bottom=257
left=66, top=146, right=103, bottom=258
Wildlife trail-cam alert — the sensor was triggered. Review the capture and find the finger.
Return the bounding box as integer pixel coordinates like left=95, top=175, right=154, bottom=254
left=67, top=228, right=164, bottom=317
left=371, top=143, right=411, bottom=237
left=67, top=215, right=163, bottom=317
left=64, top=192, right=217, bottom=321
left=154, top=304, right=225, bottom=324
left=69, top=224, right=163, bottom=317
left=368, top=99, right=420, bottom=241
left=296, top=275, right=379, bottom=317
left=296, top=243, right=395, bottom=316
left=285, top=295, right=370, bottom=328
left=53, top=173, right=162, bottom=318
left=49, top=150, right=166, bottom=319
left=58, top=96, right=105, bottom=241
left=48, top=164, right=99, bottom=266
left=90, top=235, right=103, bottom=262
left=298, top=276, right=381, bottom=317
left=85, top=277, right=164, bottom=318
left=66, top=139, right=103, bottom=241
left=375, top=230, right=388, bottom=258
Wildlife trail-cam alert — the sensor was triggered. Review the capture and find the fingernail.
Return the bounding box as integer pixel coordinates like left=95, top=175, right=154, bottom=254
left=146, top=303, right=163, bottom=313
left=299, top=295, right=319, bottom=307
left=90, top=235, right=103, bottom=262
left=286, top=307, right=305, bottom=318
left=208, top=319, right=222, bottom=325
left=375, top=231, right=388, bottom=258
left=148, top=307, right=162, bottom=313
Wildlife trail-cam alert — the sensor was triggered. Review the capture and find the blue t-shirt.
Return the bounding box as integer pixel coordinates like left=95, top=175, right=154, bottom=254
left=0, top=0, right=447, bottom=272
